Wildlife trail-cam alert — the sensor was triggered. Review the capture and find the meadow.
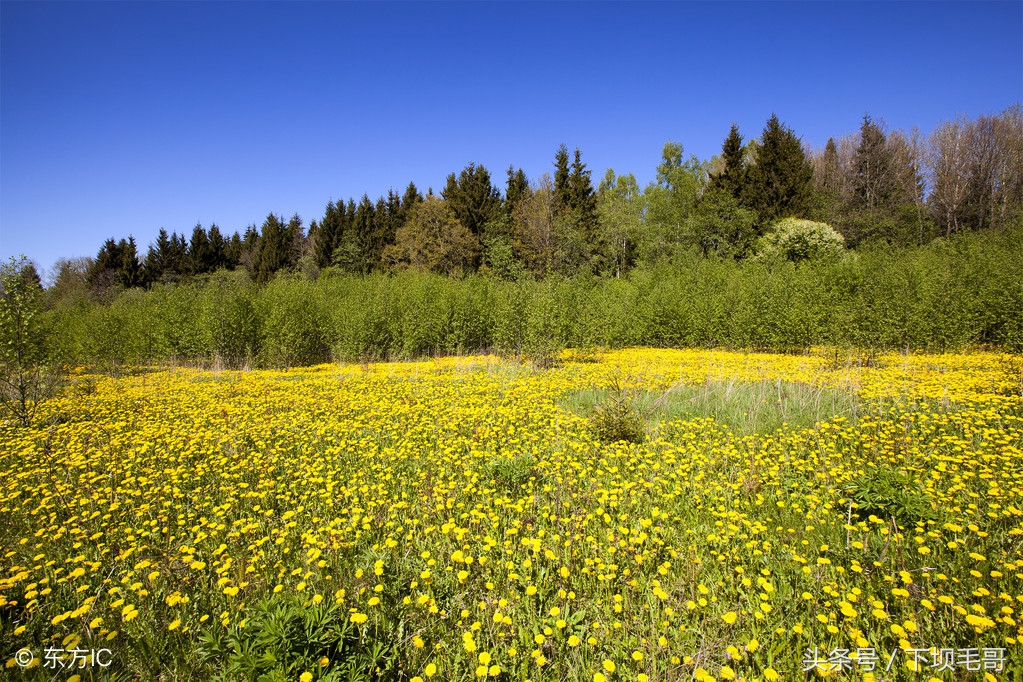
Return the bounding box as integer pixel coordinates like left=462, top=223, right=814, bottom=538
left=1, top=348, right=1021, bottom=681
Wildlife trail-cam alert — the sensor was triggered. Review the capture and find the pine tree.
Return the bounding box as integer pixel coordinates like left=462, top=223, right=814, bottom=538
left=208, top=224, right=227, bottom=271
left=569, top=148, right=598, bottom=236
left=553, top=145, right=571, bottom=215
left=853, top=115, right=898, bottom=210
left=741, top=114, right=814, bottom=228
left=118, top=236, right=142, bottom=288
left=315, top=201, right=342, bottom=268
left=504, top=166, right=529, bottom=218
left=255, top=214, right=286, bottom=283
left=143, top=228, right=172, bottom=283
left=708, top=123, right=746, bottom=199
left=442, top=162, right=502, bottom=240
left=188, top=223, right=212, bottom=275
left=226, top=232, right=243, bottom=268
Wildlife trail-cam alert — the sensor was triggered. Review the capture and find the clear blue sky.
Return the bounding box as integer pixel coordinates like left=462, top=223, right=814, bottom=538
left=2, top=1, right=1020, bottom=277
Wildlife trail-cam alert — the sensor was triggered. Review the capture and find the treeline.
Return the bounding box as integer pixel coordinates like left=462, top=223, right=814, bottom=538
left=47, top=106, right=1023, bottom=299
left=44, top=226, right=1023, bottom=367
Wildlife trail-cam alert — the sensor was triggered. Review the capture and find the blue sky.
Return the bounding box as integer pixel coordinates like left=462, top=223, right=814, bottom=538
left=2, top=1, right=1021, bottom=277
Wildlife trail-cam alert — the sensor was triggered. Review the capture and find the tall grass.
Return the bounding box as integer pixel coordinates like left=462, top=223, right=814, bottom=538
left=43, top=226, right=1023, bottom=368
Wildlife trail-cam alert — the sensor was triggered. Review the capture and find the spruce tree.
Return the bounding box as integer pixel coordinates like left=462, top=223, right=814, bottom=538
left=118, top=237, right=143, bottom=288
left=708, top=123, right=746, bottom=199
left=442, top=162, right=502, bottom=240
left=553, top=145, right=572, bottom=215
left=569, top=148, right=598, bottom=236
left=741, top=114, right=814, bottom=228
left=143, top=228, right=172, bottom=283
left=504, top=166, right=529, bottom=218
left=315, top=201, right=342, bottom=268
left=853, top=115, right=898, bottom=210
left=188, top=223, right=211, bottom=275
left=208, top=224, right=227, bottom=271
left=255, top=214, right=285, bottom=283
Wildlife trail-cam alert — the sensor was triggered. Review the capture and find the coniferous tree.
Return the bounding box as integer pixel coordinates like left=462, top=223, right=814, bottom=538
left=283, top=214, right=306, bottom=271
left=400, top=182, right=424, bottom=225
left=167, top=232, right=188, bottom=278
left=504, top=166, right=529, bottom=219
left=568, top=148, right=598, bottom=237
left=188, top=223, right=212, bottom=275
left=87, top=238, right=123, bottom=291
left=208, top=224, right=228, bottom=271
left=441, top=162, right=502, bottom=241
left=853, top=115, right=898, bottom=211
left=225, top=231, right=243, bottom=268
left=118, top=237, right=143, bottom=288
left=553, top=145, right=572, bottom=215
left=708, top=124, right=746, bottom=200
left=254, top=214, right=286, bottom=283
left=143, top=228, right=172, bottom=284
left=315, top=201, right=343, bottom=269
left=741, top=114, right=814, bottom=229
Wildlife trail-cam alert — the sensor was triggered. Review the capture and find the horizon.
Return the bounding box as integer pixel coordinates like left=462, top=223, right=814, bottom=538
left=2, top=1, right=1021, bottom=277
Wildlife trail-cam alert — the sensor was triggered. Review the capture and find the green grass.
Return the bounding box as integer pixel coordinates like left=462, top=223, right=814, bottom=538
left=559, top=377, right=862, bottom=438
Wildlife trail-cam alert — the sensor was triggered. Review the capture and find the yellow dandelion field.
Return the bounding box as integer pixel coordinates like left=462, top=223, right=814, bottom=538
left=1, top=348, right=1022, bottom=680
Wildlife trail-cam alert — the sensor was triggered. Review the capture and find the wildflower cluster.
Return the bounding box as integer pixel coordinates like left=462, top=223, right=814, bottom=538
left=1, top=349, right=1020, bottom=680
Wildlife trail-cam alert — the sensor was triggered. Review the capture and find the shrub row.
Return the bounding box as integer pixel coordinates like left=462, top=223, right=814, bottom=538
left=45, top=227, right=1023, bottom=368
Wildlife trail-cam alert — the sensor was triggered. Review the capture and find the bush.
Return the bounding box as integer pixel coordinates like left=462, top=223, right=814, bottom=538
left=754, top=218, right=846, bottom=264
left=841, top=469, right=937, bottom=527
left=0, top=256, right=64, bottom=425
left=589, top=378, right=645, bottom=445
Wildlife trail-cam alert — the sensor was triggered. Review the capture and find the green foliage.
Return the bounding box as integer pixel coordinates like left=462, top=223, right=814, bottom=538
left=483, top=452, right=540, bottom=490
left=196, top=594, right=404, bottom=681
left=442, top=162, right=502, bottom=242
left=708, top=123, right=747, bottom=200
left=0, top=256, right=64, bottom=425
left=588, top=378, right=645, bottom=445
left=741, top=114, right=815, bottom=228
left=754, top=218, right=846, bottom=264
left=39, top=222, right=1023, bottom=369
left=842, top=469, right=937, bottom=527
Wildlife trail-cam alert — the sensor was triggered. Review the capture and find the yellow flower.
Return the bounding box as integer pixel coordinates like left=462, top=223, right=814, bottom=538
left=721, top=611, right=738, bottom=625
left=300, top=673, right=313, bottom=682
left=603, top=660, right=616, bottom=673
left=168, top=619, right=181, bottom=631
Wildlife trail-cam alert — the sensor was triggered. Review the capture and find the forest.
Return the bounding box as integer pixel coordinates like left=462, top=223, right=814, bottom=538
left=21, top=106, right=1023, bottom=367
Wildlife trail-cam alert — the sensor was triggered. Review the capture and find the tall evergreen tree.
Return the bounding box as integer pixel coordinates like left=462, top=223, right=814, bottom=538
left=143, top=228, right=172, bottom=283
left=188, top=223, right=212, bottom=275
left=168, top=232, right=188, bottom=277
left=741, top=114, right=814, bottom=227
left=708, top=123, right=746, bottom=199
left=226, top=231, right=243, bottom=268
left=401, top=182, right=424, bottom=225
left=442, top=162, right=502, bottom=240
left=119, top=236, right=143, bottom=288
left=208, top=224, right=228, bottom=271
left=315, top=201, right=343, bottom=268
left=504, top=166, right=529, bottom=218
left=254, top=214, right=286, bottom=282
left=853, top=115, right=898, bottom=210
left=568, top=148, right=598, bottom=236
left=553, top=145, right=572, bottom=215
